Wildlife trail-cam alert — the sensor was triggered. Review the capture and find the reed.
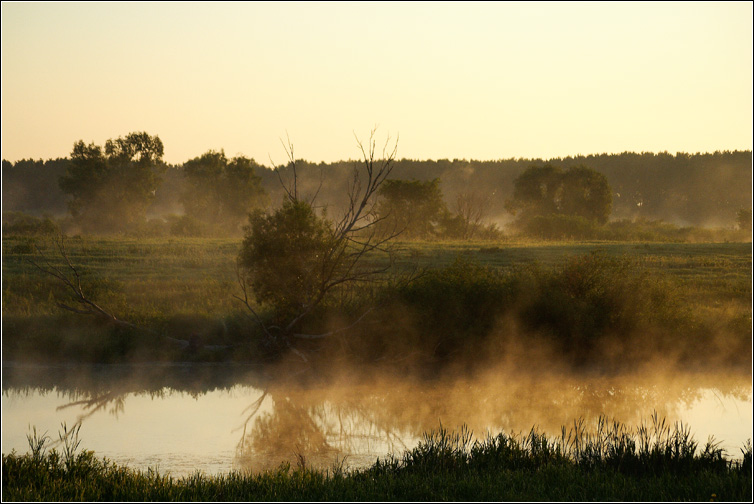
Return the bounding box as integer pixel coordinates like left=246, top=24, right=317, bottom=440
left=3, top=418, right=751, bottom=501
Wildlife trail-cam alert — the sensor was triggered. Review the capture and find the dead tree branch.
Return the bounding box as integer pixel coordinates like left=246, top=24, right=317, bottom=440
left=27, top=234, right=141, bottom=331
left=28, top=233, right=222, bottom=351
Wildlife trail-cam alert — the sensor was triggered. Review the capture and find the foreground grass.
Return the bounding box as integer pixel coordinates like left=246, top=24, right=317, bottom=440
left=3, top=420, right=752, bottom=501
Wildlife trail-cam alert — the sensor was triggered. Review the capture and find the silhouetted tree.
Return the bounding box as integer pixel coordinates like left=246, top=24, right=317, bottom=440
left=506, top=164, right=563, bottom=218
left=236, top=130, right=400, bottom=357
left=181, top=149, right=267, bottom=234
left=506, top=164, right=612, bottom=226
left=7, top=149, right=750, bottom=230
left=559, top=165, right=612, bottom=224
left=58, top=132, right=165, bottom=232
left=239, top=200, right=334, bottom=323
left=375, top=178, right=446, bottom=239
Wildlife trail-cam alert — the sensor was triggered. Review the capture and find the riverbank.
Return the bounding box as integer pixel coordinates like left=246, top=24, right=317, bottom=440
left=3, top=422, right=751, bottom=501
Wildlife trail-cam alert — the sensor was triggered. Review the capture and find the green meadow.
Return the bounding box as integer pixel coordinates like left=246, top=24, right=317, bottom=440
left=2, top=235, right=751, bottom=367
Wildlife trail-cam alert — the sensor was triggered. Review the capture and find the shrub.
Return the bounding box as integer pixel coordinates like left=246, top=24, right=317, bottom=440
left=238, top=201, right=336, bottom=323
left=518, top=213, right=602, bottom=240
left=374, top=257, right=514, bottom=362
left=2, top=211, right=58, bottom=236
left=356, top=252, right=690, bottom=371
left=514, top=252, right=686, bottom=366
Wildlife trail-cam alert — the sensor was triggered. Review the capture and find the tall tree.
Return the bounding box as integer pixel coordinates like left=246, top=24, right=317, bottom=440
left=181, top=150, right=268, bottom=233
left=59, top=132, right=165, bottom=232
left=506, top=164, right=612, bottom=225
left=559, top=165, right=612, bottom=224
left=375, top=178, right=446, bottom=239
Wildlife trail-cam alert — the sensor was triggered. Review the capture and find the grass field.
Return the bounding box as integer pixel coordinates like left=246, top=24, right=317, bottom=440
left=1, top=235, right=751, bottom=366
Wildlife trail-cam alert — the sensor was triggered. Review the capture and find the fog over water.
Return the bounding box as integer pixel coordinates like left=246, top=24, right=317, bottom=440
left=2, top=363, right=751, bottom=478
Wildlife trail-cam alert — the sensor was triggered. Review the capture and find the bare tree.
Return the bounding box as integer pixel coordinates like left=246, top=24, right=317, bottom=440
left=455, top=190, right=492, bottom=239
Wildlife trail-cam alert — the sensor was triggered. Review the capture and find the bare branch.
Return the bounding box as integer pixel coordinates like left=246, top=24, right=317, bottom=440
left=27, top=233, right=212, bottom=351
left=27, top=235, right=140, bottom=330
left=272, top=132, right=298, bottom=202
left=292, top=308, right=374, bottom=340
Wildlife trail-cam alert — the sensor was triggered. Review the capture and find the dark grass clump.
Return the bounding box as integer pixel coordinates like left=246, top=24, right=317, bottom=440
left=511, top=251, right=690, bottom=368
left=345, top=251, right=717, bottom=372
left=381, top=413, right=751, bottom=478
left=4, top=418, right=751, bottom=501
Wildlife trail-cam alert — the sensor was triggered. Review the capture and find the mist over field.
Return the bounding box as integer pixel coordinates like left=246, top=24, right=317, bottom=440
left=2, top=2, right=751, bottom=498
left=1, top=132, right=751, bottom=501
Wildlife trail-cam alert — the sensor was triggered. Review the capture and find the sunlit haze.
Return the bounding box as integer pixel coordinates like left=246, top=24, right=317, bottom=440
left=2, top=1, right=752, bottom=164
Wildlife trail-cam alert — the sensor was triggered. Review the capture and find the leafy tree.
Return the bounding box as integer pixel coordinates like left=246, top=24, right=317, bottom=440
left=375, top=178, right=446, bottom=239
left=8, top=150, right=752, bottom=230
left=506, top=164, right=563, bottom=218
left=181, top=149, right=267, bottom=233
left=239, top=200, right=336, bottom=324
left=58, top=132, right=165, bottom=232
left=559, top=165, right=612, bottom=224
left=237, top=131, right=399, bottom=351
left=506, top=164, right=612, bottom=227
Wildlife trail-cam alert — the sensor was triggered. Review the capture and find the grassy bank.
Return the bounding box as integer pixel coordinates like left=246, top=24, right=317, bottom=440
left=2, top=236, right=751, bottom=371
left=3, top=420, right=751, bottom=501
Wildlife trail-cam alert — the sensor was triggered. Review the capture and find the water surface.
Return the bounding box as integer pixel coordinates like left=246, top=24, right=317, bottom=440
left=2, top=363, right=751, bottom=478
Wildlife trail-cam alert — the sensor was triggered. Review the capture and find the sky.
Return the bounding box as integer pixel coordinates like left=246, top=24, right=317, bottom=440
left=1, top=1, right=752, bottom=165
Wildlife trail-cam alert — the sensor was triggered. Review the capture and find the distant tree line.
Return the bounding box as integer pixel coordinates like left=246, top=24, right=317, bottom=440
left=279, top=151, right=752, bottom=229
left=2, top=133, right=751, bottom=235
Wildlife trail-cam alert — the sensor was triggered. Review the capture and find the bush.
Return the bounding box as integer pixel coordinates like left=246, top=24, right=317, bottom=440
left=517, top=213, right=602, bottom=240
left=2, top=211, right=58, bottom=236
left=238, top=200, right=335, bottom=323
left=359, top=257, right=514, bottom=365
left=353, top=252, right=690, bottom=371
left=168, top=214, right=210, bottom=237
left=514, top=252, right=686, bottom=366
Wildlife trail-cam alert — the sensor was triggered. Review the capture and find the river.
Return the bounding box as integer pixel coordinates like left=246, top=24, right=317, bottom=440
left=2, top=362, right=751, bottom=478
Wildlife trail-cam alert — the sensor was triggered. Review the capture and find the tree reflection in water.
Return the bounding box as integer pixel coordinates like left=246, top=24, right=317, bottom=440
left=29, top=366, right=750, bottom=474
left=233, top=386, right=412, bottom=473
left=230, top=371, right=752, bottom=473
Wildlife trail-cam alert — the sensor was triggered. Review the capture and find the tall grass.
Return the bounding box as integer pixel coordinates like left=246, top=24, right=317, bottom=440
left=3, top=418, right=751, bottom=501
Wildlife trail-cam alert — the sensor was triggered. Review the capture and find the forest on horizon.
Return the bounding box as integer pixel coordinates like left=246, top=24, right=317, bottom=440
left=3, top=148, right=752, bottom=234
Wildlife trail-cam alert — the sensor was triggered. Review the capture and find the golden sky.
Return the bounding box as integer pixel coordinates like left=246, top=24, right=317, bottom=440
left=2, top=1, right=752, bottom=164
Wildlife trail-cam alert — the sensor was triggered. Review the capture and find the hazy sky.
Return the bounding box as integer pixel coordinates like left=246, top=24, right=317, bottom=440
left=2, top=1, right=752, bottom=165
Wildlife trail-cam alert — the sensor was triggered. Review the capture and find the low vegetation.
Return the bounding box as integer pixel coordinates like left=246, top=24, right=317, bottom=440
left=2, top=235, right=750, bottom=374
left=3, top=418, right=750, bottom=501
left=3, top=136, right=751, bottom=501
